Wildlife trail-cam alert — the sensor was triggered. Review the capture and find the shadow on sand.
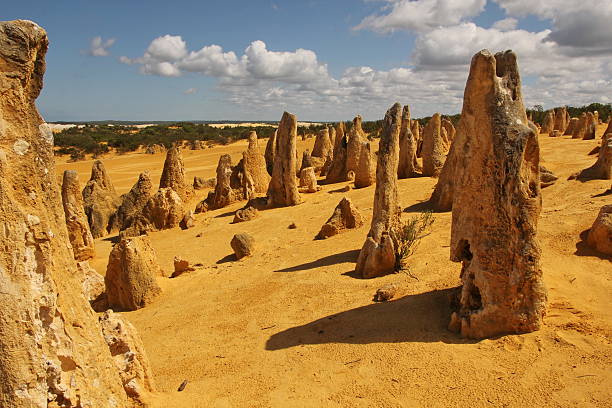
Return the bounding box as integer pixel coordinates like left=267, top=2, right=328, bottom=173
left=275, top=249, right=360, bottom=272
left=265, top=288, right=473, bottom=349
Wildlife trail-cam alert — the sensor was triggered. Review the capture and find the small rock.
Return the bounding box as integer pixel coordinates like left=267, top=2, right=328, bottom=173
left=288, top=222, right=297, bottom=229
left=172, top=256, right=195, bottom=278
left=233, top=206, right=258, bottom=223
left=373, top=283, right=398, bottom=302
left=180, top=210, right=195, bottom=230
left=230, top=233, right=255, bottom=260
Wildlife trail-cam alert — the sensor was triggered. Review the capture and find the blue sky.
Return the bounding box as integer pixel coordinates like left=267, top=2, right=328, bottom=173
left=4, top=1, right=611, bottom=121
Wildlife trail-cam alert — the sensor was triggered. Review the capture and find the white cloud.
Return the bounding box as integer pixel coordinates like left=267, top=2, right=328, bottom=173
left=184, top=88, right=197, bottom=95
left=354, top=0, right=486, bottom=33
left=494, top=0, right=612, bottom=55
left=491, top=17, right=517, bottom=31
left=87, top=36, right=115, bottom=57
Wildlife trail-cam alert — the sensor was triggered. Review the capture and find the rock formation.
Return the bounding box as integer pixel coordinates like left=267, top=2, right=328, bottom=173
left=355, top=103, right=402, bottom=278
left=0, top=19, right=143, bottom=406
left=564, top=117, right=578, bottom=135
left=61, top=170, right=95, bottom=261
left=142, top=187, right=185, bottom=230
left=105, top=236, right=163, bottom=311
left=145, top=144, right=165, bottom=154
left=265, top=129, right=276, bottom=176
left=76, top=260, right=105, bottom=303
left=312, top=127, right=332, bottom=159
left=172, top=257, right=195, bottom=277
left=299, top=167, right=320, bottom=193
left=193, top=176, right=216, bottom=190
left=583, top=112, right=597, bottom=140
left=195, top=154, right=244, bottom=212
left=540, top=165, right=558, bottom=188
left=180, top=210, right=195, bottom=230
left=316, top=197, right=364, bottom=239
left=242, top=131, right=271, bottom=194
left=447, top=50, right=547, bottom=339
left=112, top=171, right=153, bottom=232
left=267, top=112, right=302, bottom=207
left=82, top=160, right=121, bottom=238
left=586, top=204, right=612, bottom=255
left=398, top=105, right=419, bottom=179
left=231, top=233, right=255, bottom=259
left=553, top=106, right=568, bottom=132
left=159, top=145, right=191, bottom=202
left=604, top=119, right=612, bottom=139
left=354, top=142, right=375, bottom=188
left=421, top=113, right=447, bottom=177
left=542, top=111, right=554, bottom=134
left=570, top=133, right=612, bottom=180
left=325, top=121, right=349, bottom=183
left=441, top=118, right=456, bottom=143
left=346, top=116, right=366, bottom=175
left=329, top=126, right=336, bottom=149
left=99, top=310, right=156, bottom=403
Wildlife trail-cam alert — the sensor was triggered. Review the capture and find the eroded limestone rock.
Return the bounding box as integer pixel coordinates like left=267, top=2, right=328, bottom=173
left=61, top=170, right=95, bottom=260
left=267, top=112, right=302, bottom=207
left=315, top=197, right=363, bottom=239
left=82, top=160, right=121, bottom=238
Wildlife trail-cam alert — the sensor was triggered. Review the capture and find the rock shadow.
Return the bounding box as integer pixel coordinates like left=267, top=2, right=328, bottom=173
left=574, top=229, right=612, bottom=260
left=216, top=254, right=237, bottom=264
left=403, top=200, right=436, bottom=213
left=265, top=288, right=473, bottom=350
left=275, top=249, right=360, bottom=272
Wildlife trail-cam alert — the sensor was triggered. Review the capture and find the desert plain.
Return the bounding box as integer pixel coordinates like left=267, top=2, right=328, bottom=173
left=55, top=124, right=611, bottom=407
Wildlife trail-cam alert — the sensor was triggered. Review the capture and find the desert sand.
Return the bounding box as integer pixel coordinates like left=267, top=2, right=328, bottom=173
left=56, top=125, right=611, bottom=407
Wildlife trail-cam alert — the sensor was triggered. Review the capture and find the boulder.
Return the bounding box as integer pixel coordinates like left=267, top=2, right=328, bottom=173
left=0, top=20, right=137, bottom=406
left=540, top=165, right=558, bottom=188
left=267, top=112, right=302, bottom=207
left=61, top=170, right=95, bottom=260
left=447, top=50, right=547, bottom=339
left=233, top=206, right=259, bottom=223
left=105, top=236, right=163, bottom=311
left=172, top=256, right=195, bottom=277
left=231, top=233, right=255, bottom=260
left=586, top=204, right=612, bottom=255
left=179, top=210, right=195, bottom=230
left=159, top=145, right=191, bottom=202
left=316, top=197, right=364, bottom=239
left=373, top=283, right=399, bottom=302
left=82, top=160, right=121, bottom=238
left=356, top=103, right=402, bottom=278
left=299, top=167, right=320, bottom=193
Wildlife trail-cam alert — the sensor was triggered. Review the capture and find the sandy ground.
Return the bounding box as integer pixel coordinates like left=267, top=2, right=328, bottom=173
left=56, top=126, right=611, bottom=407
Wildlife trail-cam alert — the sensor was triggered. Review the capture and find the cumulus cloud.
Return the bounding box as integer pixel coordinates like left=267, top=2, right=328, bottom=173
left=494, top=0, right=612, bottom=55
left=491, top=17, right=517, bottom=31
left=86, top=36, right=116, bottom=57
left=353, top=0, right=486, bottom=33
left=183, top=88, right=198, bottom=95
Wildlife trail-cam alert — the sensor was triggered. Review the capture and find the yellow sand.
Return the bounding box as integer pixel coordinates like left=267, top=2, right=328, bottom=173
left=56, top=125, right=611, bottom=407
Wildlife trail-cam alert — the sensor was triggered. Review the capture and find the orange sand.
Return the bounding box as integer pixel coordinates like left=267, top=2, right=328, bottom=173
left=56, top=125, right=611, bottom=407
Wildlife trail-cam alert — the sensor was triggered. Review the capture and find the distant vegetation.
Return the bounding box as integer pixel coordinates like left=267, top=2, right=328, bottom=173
left=54, top=102, right=610, bottom=161
left=527, top=103, right=611, bottom=126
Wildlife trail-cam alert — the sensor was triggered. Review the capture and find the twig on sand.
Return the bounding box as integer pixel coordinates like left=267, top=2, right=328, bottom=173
left=261, top=325, right=277, bottom=330
left=344, top=359, right=362, bottom=365
left=178, top=379, right=188, bottom=392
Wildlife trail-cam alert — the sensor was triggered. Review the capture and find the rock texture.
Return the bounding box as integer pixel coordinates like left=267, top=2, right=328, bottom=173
left=233, top=206, right=258, bottom=223
left=447, top=50, right=547, bottom=339
left=159, top=145, right=191, bottom=202
left=195, top=154, right=245, bottom=213
left=99, top=310, right=156, bottom=403
left=441, top=118, right=456, bottom=142
left=82, top=160, right=121, bottom=238
left=77, top=260, right=105, bottom=303
left=61, top=170, right=95, bottom=260
left=142, top=187, right=185, bottom=230
left=180, top=210, right=195, bottom=230
left=564, top=117, right=578, bottom=135
left=0, top=19, right=138, bottom=407
left=193, top=176, right=216, bottom=190
left=583, top=112, right=597, bottom=140
left=267, top=112, right=302, bottom=207
left=105, top=236, right=163, bottom=311
left=421, top=113, right=447, bottom=177
left=542, top=111, right=554, bottom=134
left=355, top=103, right=402, bottom=278
left=231, top=233, right=255, bottom=260
left=398, top=104, right=419, bottom=179
left=553, top=106, right=568, bottom=132
left=586, top=204, right=612, bottom=255
left=316, top=197, right=364, bottom=239
left=346, top=116, right=366, bottom=176
left=540, top=165, right=559, bottom=188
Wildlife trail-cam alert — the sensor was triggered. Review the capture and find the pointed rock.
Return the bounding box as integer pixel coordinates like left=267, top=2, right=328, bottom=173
left=316, top=197, right=364, bottom=239
left=62, top=170, right=95, bottom=260
left=82, top=160, right=121, bottom=238
left=159, top=145, right=191, bottom=202
left=267, top=112, right=302, bottom=207
left=421, top=113, right=446, bottom=177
